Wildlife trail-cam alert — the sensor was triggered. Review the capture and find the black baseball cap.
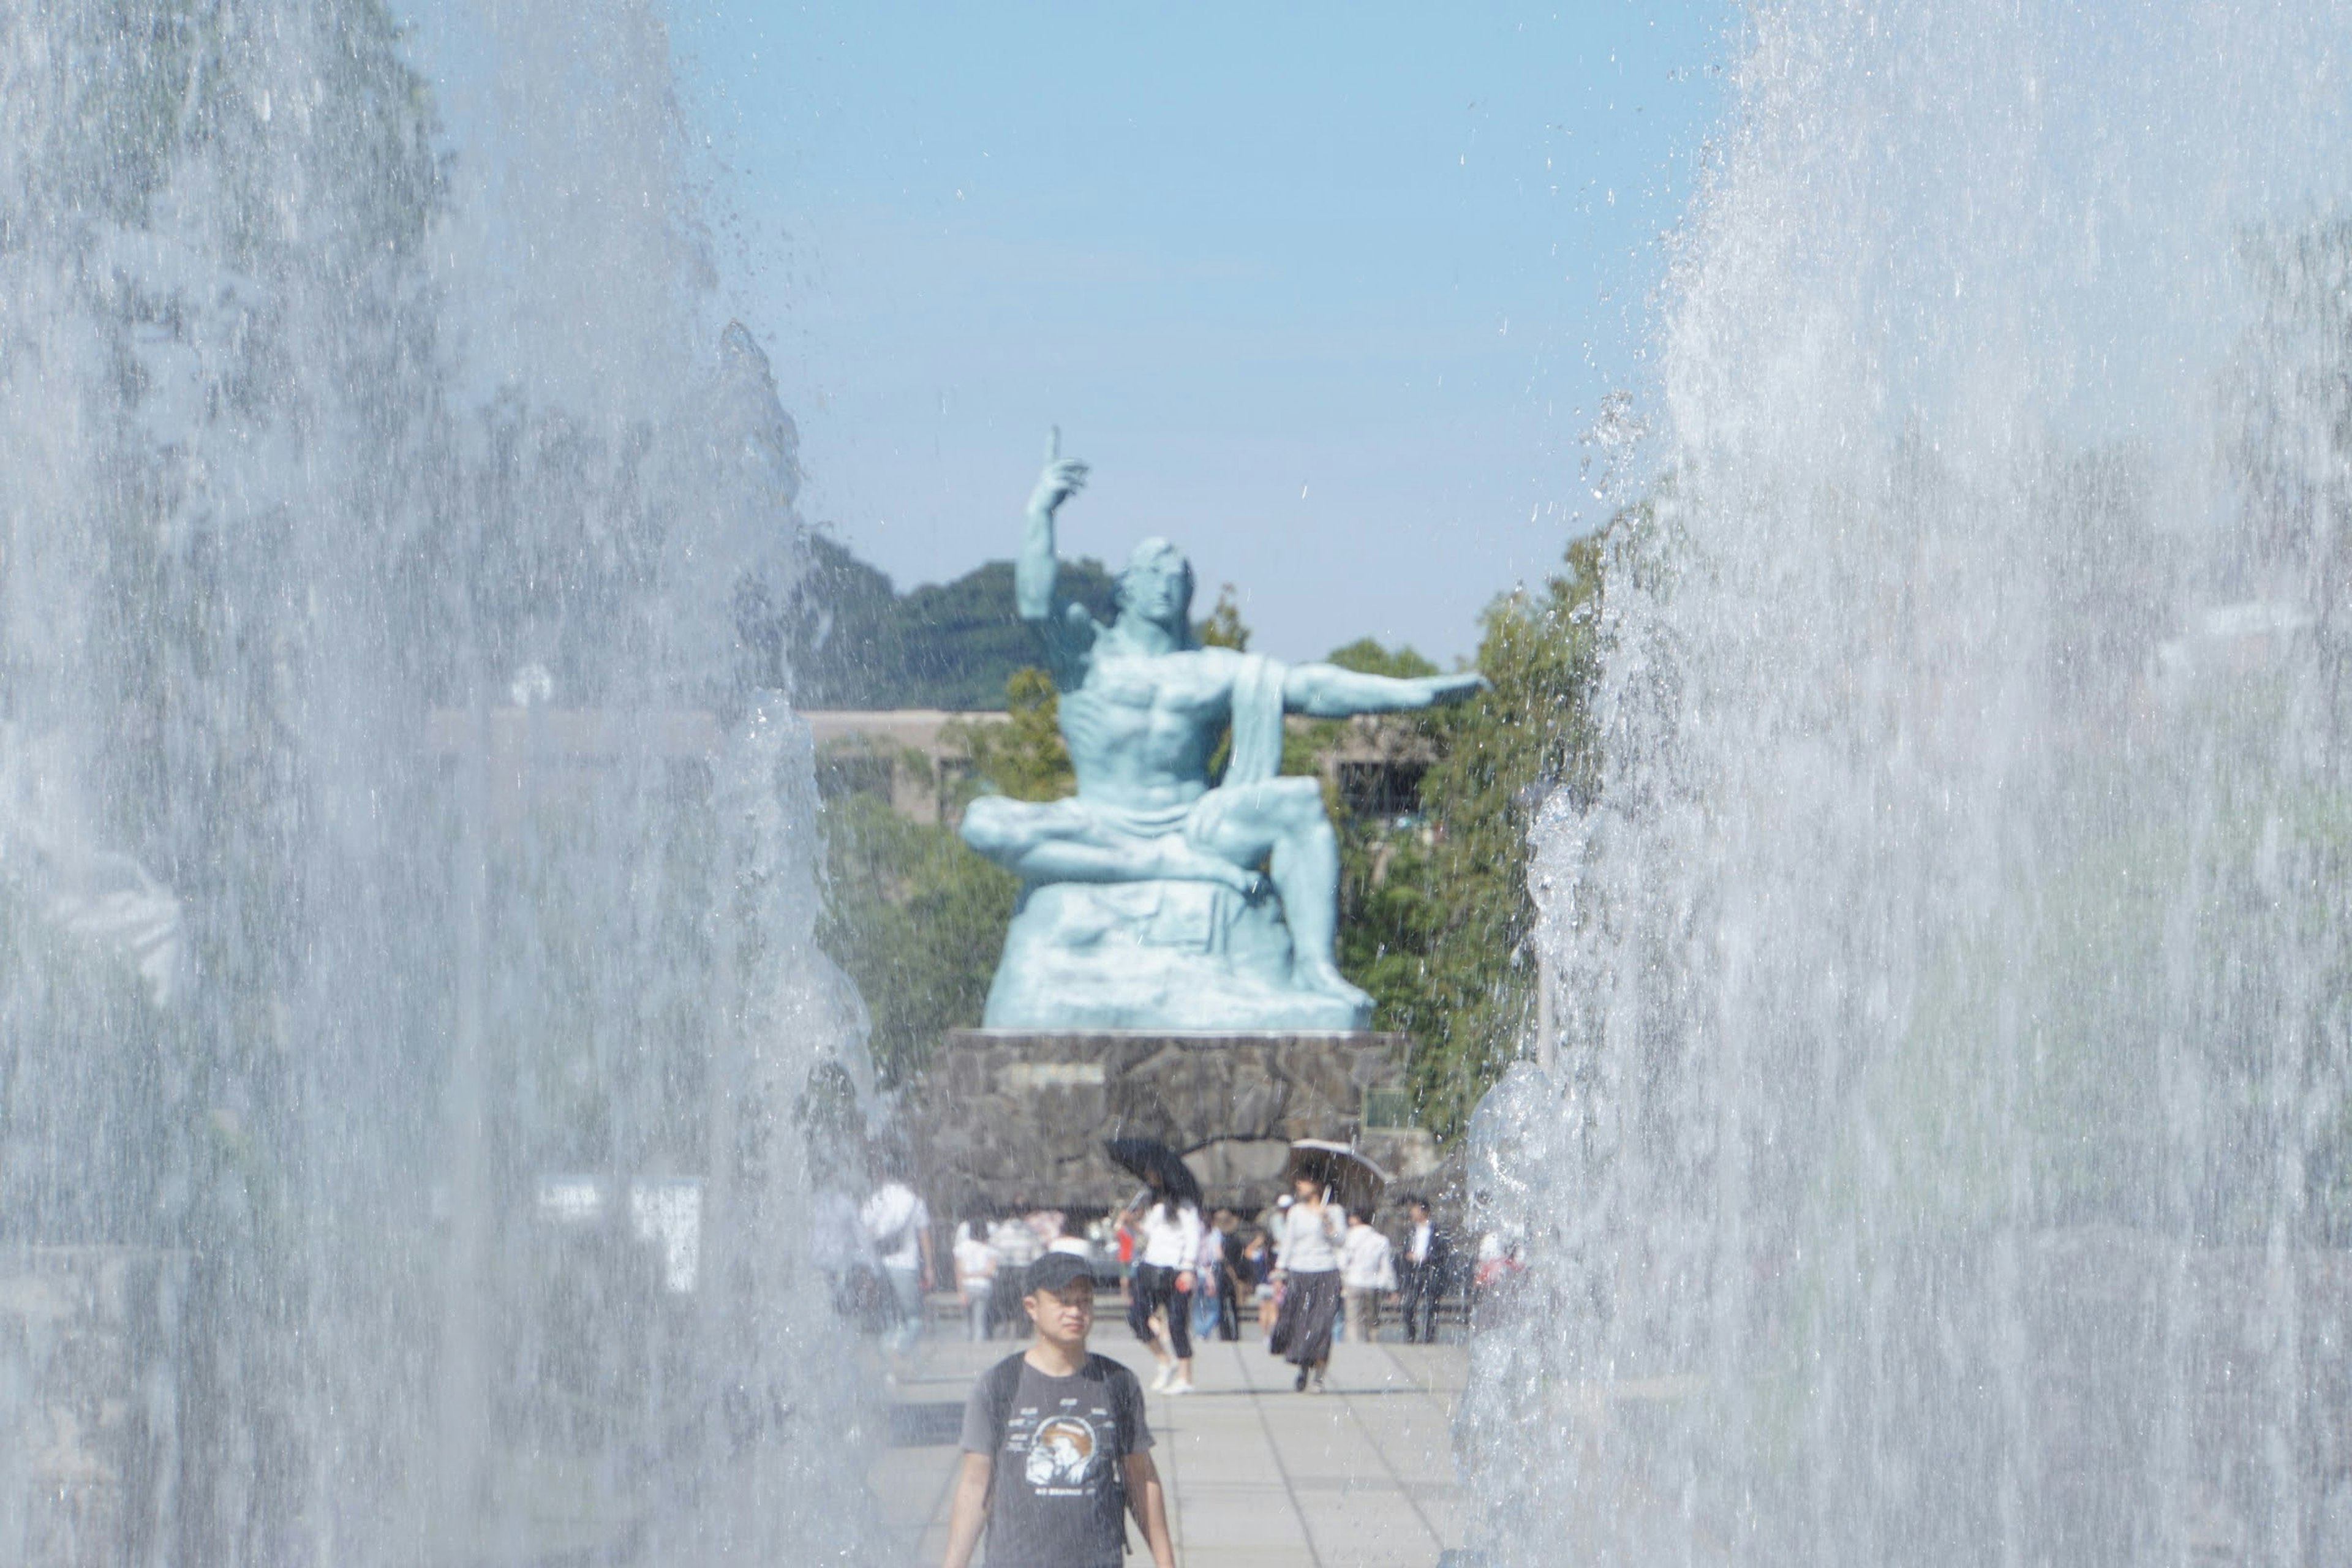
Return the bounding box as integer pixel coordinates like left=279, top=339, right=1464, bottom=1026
left=1023, top=1253, right=1096, bottom=1296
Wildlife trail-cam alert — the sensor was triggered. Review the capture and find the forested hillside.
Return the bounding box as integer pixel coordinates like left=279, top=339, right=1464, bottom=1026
left=786, top=531, right=1118, bottom=709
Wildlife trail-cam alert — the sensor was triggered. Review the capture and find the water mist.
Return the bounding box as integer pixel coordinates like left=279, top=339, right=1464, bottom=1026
left=1472, top=2, right=2352, bottom=1564
left=0, top=1, right=879, bottom=1561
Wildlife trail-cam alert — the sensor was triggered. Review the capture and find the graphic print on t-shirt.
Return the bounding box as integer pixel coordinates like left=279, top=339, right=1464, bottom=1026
left=1022, top=1414, right=1098, bottom=1491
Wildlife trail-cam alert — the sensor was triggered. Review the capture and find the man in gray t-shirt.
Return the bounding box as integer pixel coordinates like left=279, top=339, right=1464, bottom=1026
left=941, top=1253, right=1176, bottom=1568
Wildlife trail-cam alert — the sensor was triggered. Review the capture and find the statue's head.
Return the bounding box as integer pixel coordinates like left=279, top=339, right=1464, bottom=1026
left=1114, top=537, right=1195, bottom=633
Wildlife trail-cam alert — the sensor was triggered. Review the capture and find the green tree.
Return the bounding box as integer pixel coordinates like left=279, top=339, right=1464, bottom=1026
left=951, top=666, right=1076, bottom=802
left=814, top=788, right=1019, bottom=1086
left=818, top=666, right=1071, bottom=1087
left=1330, top=530, right=1610, bottom=1142
left=1324, top=638, right=1439, bottom=679
left=1197, top=584, right=1252, bottom=650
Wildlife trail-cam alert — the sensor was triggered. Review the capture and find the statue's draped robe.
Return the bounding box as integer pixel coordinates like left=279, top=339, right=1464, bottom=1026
left=1223, top=653, right=1287, bottom=790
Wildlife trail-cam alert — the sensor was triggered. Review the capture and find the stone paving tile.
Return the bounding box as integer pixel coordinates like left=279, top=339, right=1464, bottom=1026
left=1295, top=1502, right=1445, bottom=1562
left=1170, top=1492, right=1314, bottom=1550
left=1346, top=1411, right=1458, bottom=1479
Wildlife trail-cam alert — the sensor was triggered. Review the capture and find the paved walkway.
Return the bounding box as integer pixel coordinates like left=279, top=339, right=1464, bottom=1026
left=869, top=1328, right=1469, bottom=1567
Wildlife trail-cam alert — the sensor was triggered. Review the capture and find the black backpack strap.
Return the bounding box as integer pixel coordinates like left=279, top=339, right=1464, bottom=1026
left=984, top=1352, right=1028, bottom=1452
left=1087, top=1354, right=1145, bottom=1556
left=1090, top=1354, right=1134, bottom=1461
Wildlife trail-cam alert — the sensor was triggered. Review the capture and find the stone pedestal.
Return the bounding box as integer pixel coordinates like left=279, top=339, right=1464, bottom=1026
left=910, top=1029, right=1418, bottom=1215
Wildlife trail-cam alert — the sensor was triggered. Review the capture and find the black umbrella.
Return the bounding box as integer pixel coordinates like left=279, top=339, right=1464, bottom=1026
left=1283, top=1139, right=1391, bottom=1219
left=1104, top=1137, right=1204, bottom=1212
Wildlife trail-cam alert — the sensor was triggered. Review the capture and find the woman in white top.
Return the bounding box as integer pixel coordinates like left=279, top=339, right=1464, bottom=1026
left=1131, top=1174, right=1205, bottom=1395
left=1268, top=1173, right=1346, bottom=1392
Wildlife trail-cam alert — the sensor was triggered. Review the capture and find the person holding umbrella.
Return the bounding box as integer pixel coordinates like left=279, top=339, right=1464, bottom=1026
left=1105, top=1139, right=1206, bottom=1396
left=1268, top=1170, right=1344, bottom=1392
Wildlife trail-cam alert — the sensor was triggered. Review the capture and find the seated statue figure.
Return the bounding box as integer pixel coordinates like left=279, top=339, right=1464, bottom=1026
left=959, top=439, right=1485, bottom=1032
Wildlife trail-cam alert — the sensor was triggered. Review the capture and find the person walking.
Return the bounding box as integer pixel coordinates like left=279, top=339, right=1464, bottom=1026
left=953, top=1216, right=1001, bottom=1342
left=1243, top=1229, right=1278, bottom=1336
left=1188, top=1214, right=1224, bottom=1348
left=861, top=1165, right=935, bottom=1368
left=1340, top=1209, right=1397, bottom=1348
left=1130, top=1174, right=1204, bottom=1395
left=1262, top=1193, right=1292, bottom=1255
left=811, top=1183, right=880, bottom=1324
left=1047, top=1213, right=1095, bottom=1257
left=1398, top=1195, right=1454, bottom=1344
left=1267, top=1173, right=1343, bottom=1392
left=988, top=1208, right=1045, bottom=1338
left=941, top=1254, right=1177, bottom=1568
left=1212, top=1209, right=1247, bottom=1341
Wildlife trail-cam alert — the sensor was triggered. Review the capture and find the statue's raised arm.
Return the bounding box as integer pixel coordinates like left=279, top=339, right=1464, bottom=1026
left=1016, top=429, right=1098, bottom=685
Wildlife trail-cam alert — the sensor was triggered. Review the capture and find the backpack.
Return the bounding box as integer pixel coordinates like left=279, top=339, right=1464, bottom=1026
left=868, top=1185, right=919, bottom=1259
left=981, top=1351, right=1138, bottom=1555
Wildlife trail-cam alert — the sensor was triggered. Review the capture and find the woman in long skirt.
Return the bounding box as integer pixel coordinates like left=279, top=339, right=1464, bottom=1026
left=1267, top=1174, right=1345, bottom=1392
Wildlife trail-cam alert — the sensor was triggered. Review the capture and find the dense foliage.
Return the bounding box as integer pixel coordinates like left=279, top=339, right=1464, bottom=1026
left=814, top=787, right=1017, bottom=1087
left=951, top=668, right=1075, bottom=802
left=1331, top=532, right=1607, bottom=1142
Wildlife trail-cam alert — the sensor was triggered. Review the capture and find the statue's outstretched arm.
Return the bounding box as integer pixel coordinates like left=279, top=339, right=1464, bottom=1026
left=1016, top=428, right=1090, bottom=623
left=1281, top=664, right=1488, bottom=718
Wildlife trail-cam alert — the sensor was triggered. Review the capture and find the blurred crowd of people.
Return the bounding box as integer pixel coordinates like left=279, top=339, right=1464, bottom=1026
left=1065, top=1171, right=1498, bottom=1396
left=816, top=1153, right=1528, bottom=1379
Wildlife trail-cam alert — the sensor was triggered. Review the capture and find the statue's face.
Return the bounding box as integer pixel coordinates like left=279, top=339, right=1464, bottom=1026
left=1117, top=541, right=1194, bottom=630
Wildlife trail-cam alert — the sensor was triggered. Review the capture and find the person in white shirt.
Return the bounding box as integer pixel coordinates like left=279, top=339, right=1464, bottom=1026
left=990, top=1212, right=1044, bottom=1270
left=1268, top=1175, right=1344, bottom=1392
left=1131, top=1175, right=1205, bottom=1395
left=987, top=1212, right=1046, bottom=1338
left=1339, top=1210, right=1398, bottom=1347
left=1046, top=1210, right=1095, bottom=1257
left=811, top=1185, right=878, bottom=1319
left=861, top=1173, right=935, bottom=1360
left=1265, top=1193, right=1293, bottom=1254
left=952, top=1219, right=1001, bottom=1341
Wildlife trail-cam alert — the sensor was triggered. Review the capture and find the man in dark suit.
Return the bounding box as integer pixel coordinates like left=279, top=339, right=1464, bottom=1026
left=1396, top=1196, right=1454, bottom=1344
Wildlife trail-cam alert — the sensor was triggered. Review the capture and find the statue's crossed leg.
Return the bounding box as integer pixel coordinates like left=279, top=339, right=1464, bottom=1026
left=961, top=777, right=1368, bottom=1006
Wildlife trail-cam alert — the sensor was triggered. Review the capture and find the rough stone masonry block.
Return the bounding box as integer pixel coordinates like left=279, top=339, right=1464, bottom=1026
left=910, top=1030, right=1414, bottom=1216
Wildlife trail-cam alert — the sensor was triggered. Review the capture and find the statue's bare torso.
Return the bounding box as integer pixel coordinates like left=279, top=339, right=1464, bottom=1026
left=1057, top=639, right=1242, bottom=811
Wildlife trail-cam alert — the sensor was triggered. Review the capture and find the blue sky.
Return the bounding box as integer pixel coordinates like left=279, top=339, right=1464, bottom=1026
left=424, top=2, right=1738, bottom=662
